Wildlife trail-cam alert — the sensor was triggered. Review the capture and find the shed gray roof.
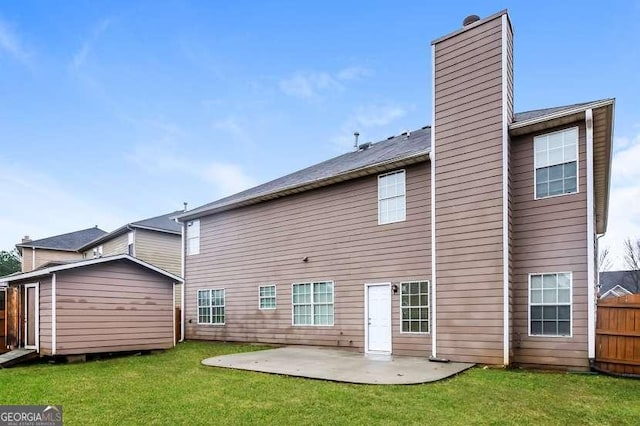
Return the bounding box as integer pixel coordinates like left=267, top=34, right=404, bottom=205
left=178, top=100, right=607, bottom=221
left=16, top=227, right=107, bottom=252
left=599, top=271, right=640, bottom=295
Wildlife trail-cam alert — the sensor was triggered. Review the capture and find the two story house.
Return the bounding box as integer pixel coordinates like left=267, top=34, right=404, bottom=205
left=16, top=227, right=107, bottom=273
left=176, top=10, right=614, bottom=370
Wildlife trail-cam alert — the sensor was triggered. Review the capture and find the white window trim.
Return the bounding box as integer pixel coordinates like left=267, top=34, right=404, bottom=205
left=399, top=280, right=431, bottom=335
left=258, top=284, right=277, bottom=310
left=186, top=219, right=200, bottom=256
left=378, top=169, right=407, bottom=225
left=197, top=288, right=225, bottom=326
left=291, top=281, right=335, bottom=327
left=533, top=126, right=580, bottom=200
left=527, top=272, right=573, bottom=338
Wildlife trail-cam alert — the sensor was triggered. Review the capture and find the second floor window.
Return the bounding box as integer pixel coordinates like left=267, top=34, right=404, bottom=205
left=127, top=231, right=134, bottom=256
left=378, top=170, right=406, bottom=225
left=534, top=127, right=578, bottom=199
left=186, top=220, right=200, bottom=256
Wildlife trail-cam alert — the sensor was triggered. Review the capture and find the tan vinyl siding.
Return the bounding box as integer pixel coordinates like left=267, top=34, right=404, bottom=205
left=134, top=229, right=182, bottom=307
left=38, top=277, right=52, bottom=355
left=83, top=233, right=129, bottom=258
left=511, top=121, right=589, bottom=369
left=433, top=14, right=509, bottom=364
left=185, top=163, right=431, bottom=357
left=134, top=230, right=181, bottom=275
left=54, top=261, right=174, bottom=355
left=21, top=248, right=83, bottom=272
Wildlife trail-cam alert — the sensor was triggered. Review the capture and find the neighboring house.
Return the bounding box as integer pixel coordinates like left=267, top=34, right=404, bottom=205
left=78, top=211, right=183, bottom=306
left=16, top=227, right=107, bottom=273
left=175, top=10, right=614, bottom=370
left=0, top=255, right=182, bottom=357
left=599, top=271, right=640, bottom=299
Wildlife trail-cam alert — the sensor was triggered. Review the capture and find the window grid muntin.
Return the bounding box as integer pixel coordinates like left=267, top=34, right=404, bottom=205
left=534, top=127, right=579, bottom=199
left=259, top=284, right=277, bottom=310
left=378, top=170, right=406, bottom=225
left=529, top=273, right=571, bottom=337
left=186, top=220, right=200, bottom=255
left=400, top=280, right=430, bottom=334
left=292, top=281, right=334, bottom=326
left=197, top=288, right=225, bottom=325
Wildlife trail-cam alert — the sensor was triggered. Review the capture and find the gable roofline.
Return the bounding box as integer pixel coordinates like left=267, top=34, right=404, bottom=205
left=600, top=284, right=633, bottom=299
left=15, top=226, right=108, bottom=253
left=509, top=98, right=614, bottom=132
left=78, top=211, right=183, bottom=251
left=0, top=254, right=183, bottom=284
left=176, top=150, right=429, bottom=222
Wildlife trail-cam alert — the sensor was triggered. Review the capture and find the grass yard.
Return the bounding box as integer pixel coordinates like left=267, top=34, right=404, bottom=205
left=0, top=342, right=638, bottom=425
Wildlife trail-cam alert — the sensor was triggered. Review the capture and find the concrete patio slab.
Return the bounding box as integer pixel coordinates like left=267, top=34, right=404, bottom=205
left=202, top=346, right=474, bottom=385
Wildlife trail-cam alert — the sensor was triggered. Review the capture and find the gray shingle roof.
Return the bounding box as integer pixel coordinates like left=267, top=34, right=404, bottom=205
left=16, top=227, right=107, bottom=251
left=180, top=100, right=606, bottom=220
left=181, top=126, right=431, bottom=219
left=599, top=271, right=640, bottom=295
left=131, top=211, right=183, bottom=233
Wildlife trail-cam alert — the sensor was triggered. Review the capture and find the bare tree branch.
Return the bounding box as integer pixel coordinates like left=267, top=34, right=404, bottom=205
left=598, top=246, right=613, bottom=272
left=623, top=238, right=640, bottom=292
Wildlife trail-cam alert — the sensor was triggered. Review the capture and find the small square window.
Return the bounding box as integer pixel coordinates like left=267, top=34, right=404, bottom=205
left=529, top=273, right=571, bottom=337
left=259, top=285, right=276, bottom=310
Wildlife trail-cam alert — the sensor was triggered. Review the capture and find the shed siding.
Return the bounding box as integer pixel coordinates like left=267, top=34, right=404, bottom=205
left=38, top=277, right=52, bottom=355
left=433, top=14, right=509, bottom=364
left=54, top=260, right=174, bottom=355
left=511, top=121, right=589, bottom=369
left=185, top=163, right=431, bottom=356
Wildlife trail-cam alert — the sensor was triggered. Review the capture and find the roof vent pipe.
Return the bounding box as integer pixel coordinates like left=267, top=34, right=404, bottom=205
left=463, top=15, right=481, bottom=26
left=353, top=132, right=360, bottom=151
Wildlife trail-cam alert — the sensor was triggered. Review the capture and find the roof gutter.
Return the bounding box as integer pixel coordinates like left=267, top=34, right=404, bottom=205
left=509, top=99, right=614, bottom=131
left=176, top=151, right=430, bottom=222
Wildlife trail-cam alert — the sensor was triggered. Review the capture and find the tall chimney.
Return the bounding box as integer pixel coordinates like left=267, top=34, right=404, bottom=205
left=431, top=11, right=513, bottom=365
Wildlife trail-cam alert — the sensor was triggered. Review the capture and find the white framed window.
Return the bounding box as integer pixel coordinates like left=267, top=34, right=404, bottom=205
left=127, top=231, right=134, bottom=256
left=259, top=285, right=276, bottom=310
left=292, top=281, right=334, bottom=326
left=529, top=273, right=572, bottom=337
left=400, top=281, right=430, bottom=333
left=534, top=127, right=578, bottom=199
left=93, top=245, right=103, bottom=258
left=197, top=288, right=225, bottom=325
left=378, top=170, right=406, bottom=225
left=186, top=220, right=200, bottom=256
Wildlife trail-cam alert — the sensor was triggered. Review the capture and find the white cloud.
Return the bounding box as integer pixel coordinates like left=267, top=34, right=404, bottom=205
left=127, top=136, right=257, bottom=198
left=599, top=132, right=640, bottom=269
left=70, top=18, right=111, bottom=71
left=0, top=18, right=31, bottom=64
left=0, top=159, right=128, bottom=251
left=330, top=104, right=408, bottom=150
left=279, top=66, right=372, bottom=99
left=211, top=116, right=254, bottom=149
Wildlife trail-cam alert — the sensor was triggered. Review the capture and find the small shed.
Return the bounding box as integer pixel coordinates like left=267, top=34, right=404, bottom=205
left=1, top=254, right=182, bottom=357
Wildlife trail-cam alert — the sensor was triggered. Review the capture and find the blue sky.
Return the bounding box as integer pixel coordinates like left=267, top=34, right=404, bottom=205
left=1, top=1, right=639, bottom=267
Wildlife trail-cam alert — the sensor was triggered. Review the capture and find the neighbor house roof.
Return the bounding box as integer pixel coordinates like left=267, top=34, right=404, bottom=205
left=599, top=271, right=640, bottom=297
left=177, top=99, right=615, bottom=224
left=16, top=227, right=107, bottom=252
left=0, top=254, right=183, bottom=284
left=79, top=210, right=183, bottom=251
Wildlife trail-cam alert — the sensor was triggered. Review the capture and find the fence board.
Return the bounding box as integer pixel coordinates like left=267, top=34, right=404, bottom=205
left=595, top=294, right=640, bottom=375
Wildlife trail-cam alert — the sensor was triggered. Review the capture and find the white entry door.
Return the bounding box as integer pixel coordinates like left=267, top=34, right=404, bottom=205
left=366, top=284, right=392, bottom=354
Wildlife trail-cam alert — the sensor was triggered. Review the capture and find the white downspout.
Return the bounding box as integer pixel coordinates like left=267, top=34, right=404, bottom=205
left=51, top=273, right=56, bottom=355
left=586, top=108, right=596, bottom=360
left=180, top=221, right=186, bottom=342
left=430, top=43, right=438, bottom=359
left=501, top=13, right=510, bottom=366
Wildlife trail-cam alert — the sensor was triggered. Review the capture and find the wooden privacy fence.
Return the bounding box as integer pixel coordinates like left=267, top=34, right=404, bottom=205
left=175, top=307, right=181, bottom=344
left=595, top=294, right=640, bottom=376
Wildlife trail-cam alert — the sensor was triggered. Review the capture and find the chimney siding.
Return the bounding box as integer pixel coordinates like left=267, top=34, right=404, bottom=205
left=432, top=12, right=513, bottom=364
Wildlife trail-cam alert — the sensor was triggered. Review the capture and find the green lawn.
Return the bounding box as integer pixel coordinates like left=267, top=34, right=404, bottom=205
left=0, top=342, right=638, bottom=425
